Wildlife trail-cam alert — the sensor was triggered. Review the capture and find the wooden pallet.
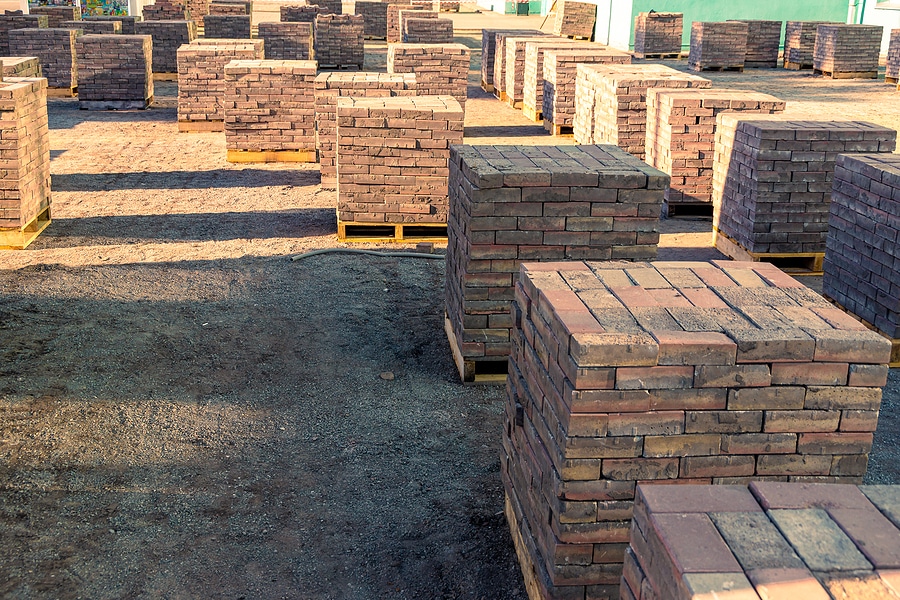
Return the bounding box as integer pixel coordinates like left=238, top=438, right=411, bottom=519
left=633, top=52, right=680, bottom=59
left=562, top=34, right=590, bottom=41
left=226, top=149, right=317, bottom=163
left=505, top=97, right=523, bottom=110
left=783, top=60, right=813, bottom=71
left=443, top=316, right=508, bottom=385
left=691, top=65, right=744, bottom=73
left=886, top=76, right=898, bottom=85
left=713, top=229, right=824, bottom=276
left=47, top=86, right=77, bottom=98
left=153, top=72, right=178, bottom=81
left=338, top=220, right=447, bottom=243
left=665, top=201, right=712, bottom=219
left=504, top=492, right=546, bottom=600
left=481, top=79, right=494, bottom=93
left=178, top=120, right=224, bottom=133
left=0, top=205, right=51, bottom=250
left=522, top=105, right=541, bottom=122
left=496, top=90, right=507, bottom=102
left=318, top=64, right=363, bottom=71
left=814, top=68, right=877, bottom=80
left=542, top=119, right=572, bottom=137
left=824, top=297, right=900, bottom=367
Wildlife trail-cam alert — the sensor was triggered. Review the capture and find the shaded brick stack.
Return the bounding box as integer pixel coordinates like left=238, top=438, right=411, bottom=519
left=202, top=15, right=251, bottom=38
left=386, top=4, right=417, bottom=43
left=688, top=21, right=748, bottom=71
left=8, top=28, right=79, bottom=91
left=433, top=0, right=459, bottom=10
left=446, top=145, right=667, bottom=376
left=504, top=35, right=571, bottom=109
left=223, top=59, right=317, bottom=155
left=76, top=34, right=153, bottom=109
left=314, top=71, right=416, bottom=188
left=29, top=5, right=80, bottom=28
left=308, top=0, right=343, bottom=14
left=399, top=8, right=435, bottom=39
left=315, top=14, right=364, bottom=68
left=813, top=24, right=883, bottom=78
left=712, top=115, right=896, bottom=256
left=887, top=29, right=900, bottom=83
left=62, top=19, right=122, bottom=34
left=572, top=63, right=711, bottom=159
left=502, top=258, right=893, bottom=599
left=177, top=38, right=264, bottom=130
left=208, top=1, right=250, bottom=15
left=0, top=14, right=48, bottom=56
left=645, top=89, right=786, bottom=213
left=187, top=0, right=210, bottom=27
left=481, top=28, right=540, bottom=91
left=633, top=11, right=683, bottom=58
left=402, top=16, right=452, bottom=43
left=84, top=15, right=141, bottom=34
left=135, top=20, right=197, bottom=73
left=354, top=0, right=388, bottom=39
left=493, top=31, right=549, bottom=100
left=824, top=153, right=900, bottom=353
left=784, top=21, right=833, bottom=69
left=387, top=42, right=469, bottom=110
left=280, top=5, right=321, bottom=23
left=256, top=22, right=313, bottom=60
left=553, top=0, right=595, bottom=39
left=626, top=483, right=900, bottom=600
left=1, top=56, right=42, bottom=78
left=731, top=19, right=781, bottom=68
left=521, top=38, right=594, bottom=119
left=335, top=95, right=463, bottom=224
left=143, top=0, right=190, bottom=20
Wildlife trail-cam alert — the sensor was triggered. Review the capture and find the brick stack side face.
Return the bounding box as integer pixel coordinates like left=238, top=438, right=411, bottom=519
left=186, top=0, right=209, bottom=26
left=402, top=17, right=452, bottom=44
left=687, top=21, right=749, bottom=71
left=143, top=0, right=189, bottom=21
left=433, top=0, right=459, bottom=11
left=314, top=71, right=416, bottom=188
left=446, top=144, right=668, bottom=364
left=202, top=15, right=251, bottom=38
left=308, top=0, right=344, bottom=15
left=645, top=89, right=786, bottom=208
left=134, top=21, right=198, bottom=73
left=522, top=39, right=595, bottom=117
left=1, top=56, right=42, bottom=78
left=505, top=35, right=571, bottom=106
left=335, top=95, right=463, bottom=225
left=314, top=14, right=364, bottom=68
left=84, top=16, right=141, bottom=35
left=553, top=0, right=596, bottom=39
left=502, top=258, right=894, bottom=600
left=0, top=77, right=49, bottom=230
left=354, top=1, right=388, bottom=39
left=493, top=31, right=549, bottom=97
left=208, top=2, right=249, bottom=16
left=8, top=28, right=79, bottom=89
left=732, top=19, right=781, bottom=68
left=223, top=59, right=317, bottom=152
left=633, top=12, right=683, bottom=56
left=887, top=29, right=900, bottom=81
left=280, top=5, right=321, bottom=23
left=257, top=22, right=313, bottom=60
left=784, top=21, right=834, bottom=66
left=824, top=154, right=900, bottom=339
left=398, top=9, right=435, bottom=41
left=177, top=40, right=264, bottom=123
left=387, top=42, right=469, bottom=111
left=712, top=115, right=897, bottom=255
left=29, top=6, right=80, bottom=28
left=76, top=34, right=153, bottom=102
left=0, top=15, right=48, bottom=56
left=385, top=4, right=414, bottom=43
left=481, top=28, right=540, bottom=88
left=814, top=24, right=883, bottom=74
left=542, top=48, right=631, bottom=128
left=61, top=20, right=122, bottom=34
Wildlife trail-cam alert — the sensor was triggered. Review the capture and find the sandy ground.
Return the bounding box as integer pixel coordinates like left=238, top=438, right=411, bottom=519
left=0, top=25, right=898, bottom=600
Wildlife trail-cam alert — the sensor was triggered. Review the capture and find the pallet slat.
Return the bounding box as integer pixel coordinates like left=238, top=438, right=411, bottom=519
left=713, top=229, right=823, bottom=275
left=338, top=220, right=448, bottom=243
left=443, top=316, right=508, bottom=385
left=226, top=149, right=316, bottom=163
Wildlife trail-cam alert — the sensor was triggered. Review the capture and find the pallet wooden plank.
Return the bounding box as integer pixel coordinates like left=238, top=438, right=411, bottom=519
left=713, top=229, right=824, bottom=275
left=226, top=149, right=316, bottom=163
left=0, top=206, right=51, bottom=250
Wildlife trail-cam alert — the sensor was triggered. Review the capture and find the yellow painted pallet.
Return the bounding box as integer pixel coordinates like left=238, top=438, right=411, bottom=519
left=522, top=105, right=541, bottom=123
left=0, top=206, right=51, bottom=250
left=337, top=219, right=447, bottom=243
left=481, top=79, right=494, bottom=93
left=885, top=76, right=898, bottom=85
left=443, top=316, right=508, bottom=385
left=825, top=296, right=900, bottom=367
left=814, top=68, right=877, bottom=80
left=633, top=51, right=681, bottom=59
left=178, top=120, right=224, bottom=133
left=226, top=149, right=316, bottom=163
left=505, top=97, right=523, bottom=110
left=47, top=86, right=77, bottom=98
left=783, top=60, right=812, bottom=70
left=713, top=228, right=824, bottom=276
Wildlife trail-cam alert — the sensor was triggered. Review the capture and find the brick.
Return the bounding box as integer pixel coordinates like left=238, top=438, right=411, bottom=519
left=76, top=35, right=152, bottom=106
left=650, top=512, right=742, bottom=573
left=767, top=508, right=873, bottom=571
left=747, top=568, right=831, bottom=600
left=827, top=507, right=900, bottom=569
left=770, top=362, right=848, bottom=386
left=388, top=42, right=469, bottom=111
left=764, top=410, right=841, bottom=433
left=694, top=364, right=771, bottom=388
left=750, top=481, right=874, bottom=510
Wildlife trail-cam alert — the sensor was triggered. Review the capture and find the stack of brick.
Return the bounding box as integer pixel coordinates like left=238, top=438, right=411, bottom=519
left=135, top=20, right=197, bottom=74
left=493, top=31, right=550, bottom=100
left=386, top=4, right=415, bottom=43
left=446, top=144, right=667, bottom=374
left=784, top=21, right=833, bottom=69
left=0, top=56, right=42, bottom=78
left=399, top=9, right=435, bottom=39
left=502, top=34, right=563, bottom=108
left=572, top=63, right=711, bottom=159
left=432, top=0, right=459, bottom=10
left=887, top=28, right=900, bottom=83
left=542, top=48, right=631, bottom=132
left=354, top=0, right=388, bottom=39
left=143, top=0, right=190, bottom=20
left=0, top=76, right=50, bottom=238
left=731, top=19, right=781, bottom=68
left=553, top=0, right=595, bottom=39
left=188, top=0, right=210, bottom=26
left=314, top=71, right=416, bottom=188
left=503, top=258, right=893, bottom=599
left=335, top=95, right=463, bottom=225
left=626, top=483, right=900, bottom=600
left=8, top=28, right=79, bottom=91
left=0, top=14, right=48, bottom=56
left=177, top=39, right=264, bottom=130
left=202, top=15, right=251, bottom=38
left=402, top=16, right=452, bottom=43
left=308, top=0, right=343, bottom=14
left=520, top=38, right=594, bottom=119
left=76, top=34, right=153, bottom=109
left=387, top=42, right=469, bottom=110
left=208, top=1, right=250, bottom=15
left=280, top=5, right=321, bottom=23
left=633, top=11, right=683, bottom=58
left=62, top=19, right=122, bottom=34
left=223, top=59, right=317, bottom=155
left=256, top=22, right=313, bottom=60
left=813, top=24, right=883, bottom=77
left=712, top=115, right=896, bottom=255
left=688, top=21, right=748, bottom=71
left=408, top=0, right=432, bottom=7
left=645, top=89, right=786, bottom=213
left=315, top=14, right=364, bottom=68
left=28, top=5, right=80, bottom=28
left=84, top=15, right=141, bottom=34
left=824, top=153, right=900, bottom=351
left=481, top=28, right=540, bottom=91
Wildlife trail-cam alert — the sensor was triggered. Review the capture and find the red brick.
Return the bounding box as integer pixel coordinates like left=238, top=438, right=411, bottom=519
left=694, top=364, right=771, bottom=388
left=746, top=568, right=831, bottom=600
left=770, top=362, right=849, bottom=386
left=749, top=481, right=874, bottom=510
left=797, top=432, right=873, bottom=455
left=649, top=512, right=743, bottom=573
left=651, top=330, right=737, bottom=366
left=607, top=411, right=684, bottom=436
left=827, top=507, right=900, bottom=569
left=615, top=366, right=694, bottom=390
left=636, top=483, right=762, bottom=514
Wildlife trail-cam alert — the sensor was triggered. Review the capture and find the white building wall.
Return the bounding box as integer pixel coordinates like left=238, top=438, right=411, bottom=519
left=861, top=2, right=900, bottom=53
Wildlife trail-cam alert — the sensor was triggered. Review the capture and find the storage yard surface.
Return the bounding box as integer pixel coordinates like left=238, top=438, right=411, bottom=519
left=0, top=18, right=899, bottom=600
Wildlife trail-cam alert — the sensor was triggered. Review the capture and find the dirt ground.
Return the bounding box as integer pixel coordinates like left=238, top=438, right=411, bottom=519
left=0, top=24, right=899, bottom=600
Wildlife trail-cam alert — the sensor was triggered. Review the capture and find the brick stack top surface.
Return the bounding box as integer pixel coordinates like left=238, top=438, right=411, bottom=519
left=61, top=19, right=122, bottom=34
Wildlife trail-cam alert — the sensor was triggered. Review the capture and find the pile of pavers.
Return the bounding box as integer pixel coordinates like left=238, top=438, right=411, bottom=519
left=688, top=21, right=749, bottom=71
left=202, top=15, right=251, bottom=38
left=8, top=28, right=79, bottom=93
left=280, top=5, right=321, bottom=23
left=784, top=20, right=835, bottom=69
left=76, top=34, right=153, bottom=110
left=732, top=19, right=781, bottom=68
left=29, top=5, right=80, bottom=27
left=886, top=28, right=900, bottom=84
left=813, top=24, right=883, bottom=78
left=633, top=11, right=683, bottom=58
left=354, top=0, right=388, bottom=39
left=520, top=38, right=596, bottom=120
left=493, top=31, right=550, bottom=101
left=387, top=42, right=469, bottom=110
left=481, top=28, right=540, bottom=92
left=315, top=14, right=364, bottom=69
left=143, top=0, right=189, bottom=21
left=84, top=15, right=142, bottom=34
left=0, top=56, right=41, bottom=78
left=0, top=13, right=48, bottom=56
left=553, top=0, right=595, bottom=39
left=62, top=19, right=122, bottom=34
left=135, top=20, right=197, bottom=74
left=256, top=22, right=313, bottom=60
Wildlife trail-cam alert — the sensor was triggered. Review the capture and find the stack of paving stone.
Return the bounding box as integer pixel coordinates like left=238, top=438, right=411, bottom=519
left=29, top=5, right=80, bottom=28
left=553, top=0, right=595, bottom=39
left=280, top=5, right=321, bottom=22
left=730, top=19, right=781, bottom=68
left=446, top=144, right=667, bottom=377
left=813, top=24, right=882, bottom=78
left=503, top=258, right=893, bottom=599
left=187, top=0, right=210, bottom=26
left=887, top=29, right=900, bottom=83
left=572, top=63, right=711, bottom=159
left=76, top=34, right=153, bottom=109
left=633, top=11, right=683, bottom=58
left=481, top=28, right=540, bottom=91
left=399, top=9, right=435, bottom=39
left=1, top=56, right=42, bottom=78
left=503, top=33, right=567, bottom=108
left=135, top=20, right=198, bottom=74
left=143, top=0, right=190, bottom=20
left=314, top=71, right=416, bottom=188
left=0, top=76, right=50, bottom=238
left=824, top=153, right=900, bottom=351
left=645, top=89, right=786, bottom=214
left=493, top=30, right=550, bottom=100
left=402, top=16, right=452, bottom=43
left=0, top=13, right=48, bottom=56
left=84, top=15, right=141, bottom=34
left=256, top=22, right=313, bottom=60
left=308, top=0, right=343, bottom=14
left=521, top=38, right=594, bottom=119
left=223, top=59, right=318, bottom=156
left=208, top=1, right=250, bottom=15
left=335, top=95, right=463, bottom=225
left=784, top=21, right=833, bottom=69
left=386, top=5, right=417, bottom=43
left=8, top=28, right=79, bottom=91
left=387, top=42, right=468, bottom=110
left=432, top=0, right=459, bottom=10
left=688, top=21, right=748, bottom=71
left=62, top=19, right=122, bottom=34
left=202, top=15, right=251, bottom=38
left=177, top=38, right=264, bottom=131
left=315, top=14, right=364, bottom=68
left=712, top=115, right=896, bottom=256
left=354, top=0, right=388, bottom=38
left=625, top=483, right=900, bottom=600
left=541, top=47, right=631, bottom=133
